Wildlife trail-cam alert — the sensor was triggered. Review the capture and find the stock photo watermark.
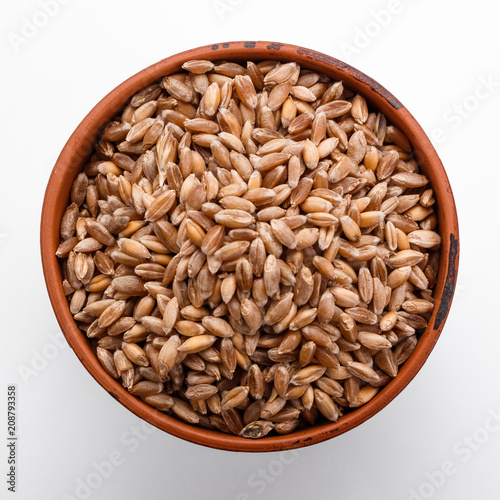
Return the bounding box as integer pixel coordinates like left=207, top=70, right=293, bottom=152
left=408, top=404, right=500, bottom=499
left=60, top=420, right=156, bottom=500
left=6, top=385, right=17, bottom=493
left=17, top=330, right=68, bottom=385
left=212, top=0, right=246, bottom=21
left=7, top=0, right=73, bottom=54
left=339, top=0, right=403, bottom=60
left=431, top=75, right=499, bottom=144
left=235, top=450, right=301, bottom=499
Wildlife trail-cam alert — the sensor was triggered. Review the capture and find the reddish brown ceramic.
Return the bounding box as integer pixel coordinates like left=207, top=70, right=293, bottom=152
left=40, top=41, right=459, bottom=452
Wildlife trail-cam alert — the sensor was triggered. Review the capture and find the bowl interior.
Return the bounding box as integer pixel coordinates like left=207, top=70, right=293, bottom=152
left=41, top=41, right=459, bottom=452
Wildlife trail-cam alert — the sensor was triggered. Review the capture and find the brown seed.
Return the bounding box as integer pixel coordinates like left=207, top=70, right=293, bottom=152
left=260, top=397, right=287, bottom=420
left=387, top=266, right=412, bottom=289
left=331, top=288, right=360, bottom=308
left=402, top=299, right=434, bottom=314
left=353, top=386, right=379, bottom=406
left=240, top=420, right=275, bottom=439
left=263, top=254, right=281, bottom=299
left=130, top=381, right=163, bottom=397
left=387, top=250, right=424, bottom=268
left=375, top=349, right=398, bottom=377
left=221, top=407, right=244, bottom=435
left=236, top=258, right=253, bottom=292
left=380, top=311, right=398, bottom=331
left=172, top=398, right=200, bottom=424
left=376, top=150, right=399, bottom=180
left=85, top=219, right=115, bottom=246
left=142, top=393, right=174, bottom=411
left=144, top=190, right=176, bottom=222
left=248, top=364, right=265, bottom=400
left=214, top=210, right=254, bottom=228
left=202, top=316, right=235, bottom=338
left=290, top=365, right=326, bottom=386
left=60, top=203, right=79, bottom=240
left=274, top=365, right=290, bottom=398
left=297, top=340, right=316, bottom=366
left=112, top=276, right=146, bottom=296
left=345, top=307, right=378, bottom=325
left=249, top=237, right=266, bottom=277
left=316, top=377, right=344, bottom=397
left=357, top=332, right=392, bottom=350
left=289, top=308, right=317, bottom=330
left=220, top=337, right=237, bottom=374
left=162, top=296, right=179, bottom=334
left=340, top=215, right=361, bottom=242
left=317, top=290, right=335, bottom=326
left=215, top=241, right=250, bottom=262
left=302, top=325, right=333, bottom=349
left=293, top=267, right=314, bottom=306
left=329, top=155, right=356, bottom=183
left=98, top=300, right=126, bottom=328
left=234, top=75, right=257, bottom=109
left=276, top=331, right=301, bottom=355
left=358, top=267, right=374, bottom=303
left=347, top=362, right=380, bottom=384
left=270, top=219, right=297, bottom=249
left=264, top=292, right=294, bottom=325
left=178, top=335, right=217, bottom=354
left=221, top=386, right=250, bottom=411
left=394, top=335, right=418, bottom=365
left=122, top=342, right=149, bottom=367
left=96, top=348, right=119, bottom=378
left=182, top=59, right=214, bottom=74
left=339, top=312, right=358, bottom=342
left=312, top=256, right=336, bottom=279
left=407, top=230, right=442, bottom=248
left=300, top=197, right=333, bottom=213
left=314, top=389, right=339, bottom=421
left=118, top=238, right=151, bottom=259
left=241, top=299, right=263, bottom=331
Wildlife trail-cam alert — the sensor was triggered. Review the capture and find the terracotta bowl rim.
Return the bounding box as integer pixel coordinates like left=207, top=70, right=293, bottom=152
left=40, top=41, right=459, bottom=452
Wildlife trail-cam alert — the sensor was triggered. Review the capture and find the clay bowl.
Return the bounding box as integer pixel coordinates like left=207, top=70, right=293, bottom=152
left=40, top=41, right=459, bottom=452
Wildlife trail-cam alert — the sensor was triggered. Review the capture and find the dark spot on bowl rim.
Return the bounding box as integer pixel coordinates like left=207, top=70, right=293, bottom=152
left=434, top=234, right=459, bottom=330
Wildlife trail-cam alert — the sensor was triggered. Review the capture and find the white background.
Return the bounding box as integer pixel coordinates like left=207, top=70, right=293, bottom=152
left=1, top=1, right=499, bottom=499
